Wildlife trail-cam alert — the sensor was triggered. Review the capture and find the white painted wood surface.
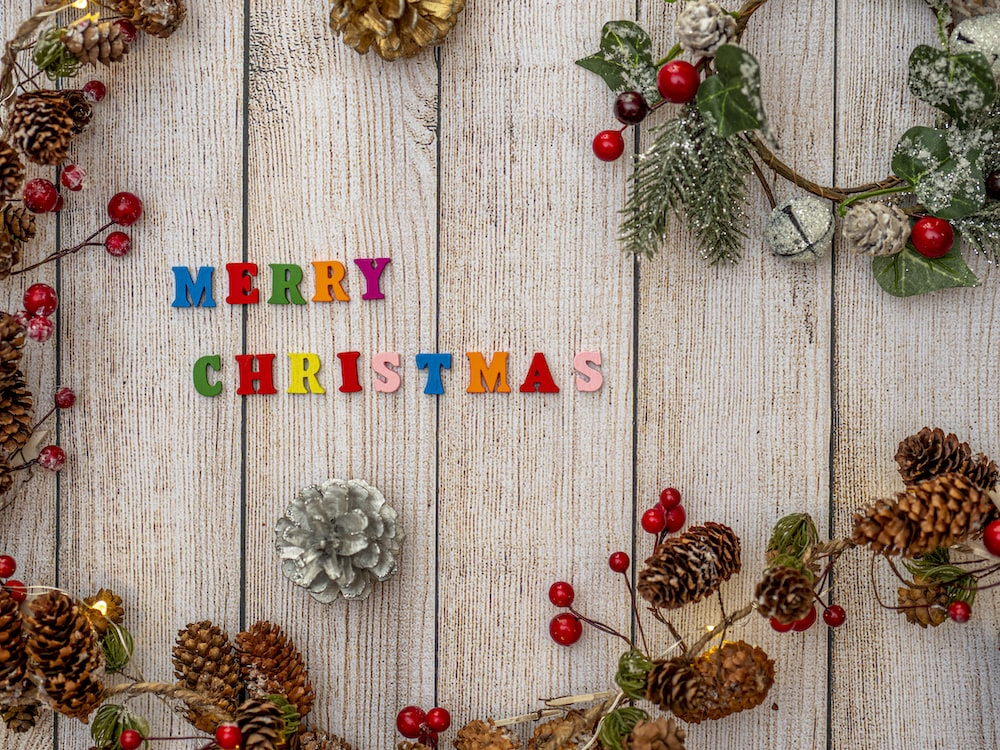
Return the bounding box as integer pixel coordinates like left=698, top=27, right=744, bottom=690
left=1, top=0, right=998, bottom=749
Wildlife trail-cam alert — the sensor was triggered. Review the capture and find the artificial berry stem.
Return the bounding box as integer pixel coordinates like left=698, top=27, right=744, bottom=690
left=11, top=221, right=116, bottom=275
left=568, top=606, right=633, bottom=647
left=619, top=571, right=649, bottom=654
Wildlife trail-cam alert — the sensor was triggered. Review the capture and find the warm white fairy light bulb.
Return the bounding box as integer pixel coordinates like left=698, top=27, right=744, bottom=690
left=90, top=599, right=108, bottom=616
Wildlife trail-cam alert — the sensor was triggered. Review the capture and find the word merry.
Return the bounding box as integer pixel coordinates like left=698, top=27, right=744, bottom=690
left=171, top=259, right=391, bottom=307
left=193, top=351, right=604, bottom=396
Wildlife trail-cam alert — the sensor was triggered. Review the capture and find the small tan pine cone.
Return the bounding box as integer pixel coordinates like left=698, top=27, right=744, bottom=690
left=897, top=576, right=949, bottom=628
left=454, top=719, right=521, bottom=750
left=236, top=697, right=285, bottom=750
left=1, top=702, right=38, bottom=733
left=0, top=142, right=25, bottom=199
left=842, top=202, right=910, bottom=257
left=625, top=717, right=686, bottom=750
left=173, top=620, right=242, bottom=731
left=3, top=205, right=36, bottom=243
left=754, top=565, right=815, bottom=625
left=62, top=19, right=129, bottom=66
left=675, top=0, right=736, bottom=57
left=112, top=0, right=187, bottom=38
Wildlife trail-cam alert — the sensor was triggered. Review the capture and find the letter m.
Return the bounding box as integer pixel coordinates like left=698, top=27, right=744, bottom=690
left=172, top=266, right=216, bottom=308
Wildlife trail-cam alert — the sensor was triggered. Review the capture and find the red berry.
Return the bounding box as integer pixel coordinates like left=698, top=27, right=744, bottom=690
left=60, top=165, right=87, bottom=192
left=614, top=91, right=649, bottom=125
left=769, top=616, right=794, bottom=633
left=82, top=80, right=107, bottom=103
left=54, top=387, right=76, bottom=409
left=823, top=604, right=846, bottom=628
left=396, top=706, right=426, bottom=739
left=657, top=60, right=700, bottom=103
left=38, top=445, right=66, bottom=471
left=549, top=612, right=583, bottom=646
left=641, top=506, right=667, bottom=534
left=658, top=487, right=681, bottom=510
left=108, top=192, right=143, bottom=226
left=115, top=19, right=138, bottom=44
left=105, top=231, right=132, bottom=257
left=0, top=555, right=15, bottom=579
left=948, top=600, right=971, bottom=623
left=22, top=178, right=59, bottom=214
left=426, top=707, right=451, bottom=733
left=911, top=216, right=954, bottom=258
left=12, top=311, right=29, bottom=329
left=214, top=723, right=242, bottom=750
left=983, top=519, right=1000, bottom=557
left=664, top=505, right=686, bottom=533
left=592, top=130, right=625, bottom=162
left=118, top=729, right=143, bottom=750
left=52, top=195, right=64, bottom=213
left=27, top=316, right=54, bottom=343
left=5, top=580, right=26, bottom=603
left=608, top=551, right=630, bottom=573
left=548, top=581, right=575, bottom=608
left=24, top=284, right=58, bottom=316
left=792, top=605, right=817, bottom=631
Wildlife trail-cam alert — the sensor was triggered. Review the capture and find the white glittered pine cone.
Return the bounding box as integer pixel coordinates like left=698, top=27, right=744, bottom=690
left=842, top=202, right=911, bottom=257
left=275, top=478, right=404, bottom=602
left=675, top=0, right=736, bottom=58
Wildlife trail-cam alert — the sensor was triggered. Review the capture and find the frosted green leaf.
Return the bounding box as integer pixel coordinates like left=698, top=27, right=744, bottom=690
left=908, top=45, right=995, bottom=125
left=892, top=126, right=985, bottom=219
left=696, top=44, right=773, bottom=142
left=576, top=21, right=660, bottom=103
left=872, top=244, right=978, bottom=297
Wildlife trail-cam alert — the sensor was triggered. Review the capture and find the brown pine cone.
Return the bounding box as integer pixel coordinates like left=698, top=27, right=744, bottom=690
left=0, top=231, right=21, bottom=281
left=62, top=90, right=94, bottom=135
left=0, top=312, right=26, bottom=390
left=0, top=371, right=33, bottom=454
left=637, top=523, right=741, bottom=609
left=754, top=565, right=814, bottom=625
left=8, top=91, right=78, bottom=165
left=957, top=453, right=999, bottom=492
left=454, top=719, right=521, bottom=750
left=112, top=0, right=187, bottom=38
left=235, top=621, right=314, bottom=718
left=625, top=717, right=686, bottom=750
left=0, top=452, right=13, bottom=495
left=24, top=591, right=103, bottom=721
left=1, top=702, right=38, bottom=733
left=62, top=19, right=128, bottom=66
left=173, top=621, right=242, bottom=730
left=674, top=641, right=775, bottom=724
left=897, top=575, right=949, bottom=628
left=0, top=141, right=25, bottom=199
left=397, top=743, right=432, bottom=750
left=895, top=427, right=970, bottom=486
left=296, top=728, right=354, bottom=750
left=330, top=0, right=465, bottom=61
left=2, top=205, right=36, bottom=243
left=0, top=588, right=26, bottom=693
left=645, top=658, right=704, bottom=716
left=852, top=473, right=996, bottom=557
left=236, top=697, right=286, bottom=750
left=81, top=589, right=124, bottom=635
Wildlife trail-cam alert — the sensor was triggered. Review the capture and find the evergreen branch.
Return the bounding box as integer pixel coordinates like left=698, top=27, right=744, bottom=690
left=953, top=200, right=1000, bottom=262
left=620, top=107, right=752, bottom=263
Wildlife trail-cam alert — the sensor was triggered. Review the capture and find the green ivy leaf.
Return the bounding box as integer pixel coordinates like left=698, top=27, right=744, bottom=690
left=696, top=44, right=773, bottom=141
left=908, top=45, right=996, bottom=125
left=576, top=21, right=659, bottom=102
left=891, top=126, right=985, bottom=219
left=872, top=244, right=978, bottom=297
left=598, top=706, right=649, bottom=750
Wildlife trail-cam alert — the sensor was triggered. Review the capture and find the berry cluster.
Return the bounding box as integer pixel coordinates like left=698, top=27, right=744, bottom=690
left=118, top=722, right=243, bottom=750
left=768, top=603, right=845, bottom=634
left=396, top=705, right=451, bottom=747
left=0, top=553, right=26, bottom=603
left=641, top=486, right=686, bottom=538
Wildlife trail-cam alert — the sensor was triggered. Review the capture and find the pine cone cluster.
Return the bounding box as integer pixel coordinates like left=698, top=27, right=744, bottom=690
left=112, top=0, right=187, bottom=38
left=329, top=0, right=466, bottom=61
left=24, top=591, right=104, bottom=721
left=237, top=697, right=286, bottom=750
left=852, top=473, right=996, bottom=557
left=0, top=142, right=25, bottom=199
left=675, top=642, right=774, bottom=724
left=8, top=90, right=91, bottom=165
left=637, top=522, right=741, bottom=610
left=62, top=18, right=129, bottom=66
left=842, top=201, right=910, bottom=257
left=895, top=427, right=997, bottom=490
left=173, top=620, right=242, bottom=730
left=454, top=719, right=521, bottom=750
left=236, top=621, right=314, bottom=718
left=625, top=717, right=686, bottom=750
left=754, top=565, right=814, bottom=624
left=897, top=575, right=948, bottom=628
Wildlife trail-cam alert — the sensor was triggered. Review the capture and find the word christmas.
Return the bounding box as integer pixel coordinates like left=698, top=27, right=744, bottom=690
left=172, top=262, right=604, bottom=397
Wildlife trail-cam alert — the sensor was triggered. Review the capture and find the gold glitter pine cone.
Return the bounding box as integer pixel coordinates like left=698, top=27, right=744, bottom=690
left=637, top=522, right=741, bottom=610
left=851, top=472, right=996, bottom=557
left=673, top=641, right=775, bottom=725
left=112, top=0, right=187, bottom=38
left=0, top=141, right=25, bottom=199
left=897, top=575, right=949, bottom=628
left=0, top=371, right=33, bottom=454
left=62, top=18, right=129, bottom=66
left=754, top=565, right=815, bottom=625
left=625, top=717, right=686, bottom=750
left=235, top=621, right=314, bottom=719
left=330, top=0, right=466, bottom=61
left=172, top=620, right=243, bottom=731
left=454, top=719, right=521, bottom=750
left=236, top=697, right=286, bottom=750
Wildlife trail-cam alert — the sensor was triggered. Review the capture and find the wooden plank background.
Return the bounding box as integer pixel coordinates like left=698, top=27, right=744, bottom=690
left=1, top=0, right=999, bottom=748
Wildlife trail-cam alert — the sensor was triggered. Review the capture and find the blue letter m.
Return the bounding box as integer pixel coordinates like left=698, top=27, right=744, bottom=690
left=172, top=266, right=216, bottom=308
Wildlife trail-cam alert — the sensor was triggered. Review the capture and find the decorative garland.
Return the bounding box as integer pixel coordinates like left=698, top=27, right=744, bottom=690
left=580, top=0, right=1000, bottom=297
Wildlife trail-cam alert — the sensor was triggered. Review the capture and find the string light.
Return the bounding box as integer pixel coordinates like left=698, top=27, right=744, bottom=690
left=90, top=599, right=108, bottom=616
left=72, top=0, right=88, bottom=8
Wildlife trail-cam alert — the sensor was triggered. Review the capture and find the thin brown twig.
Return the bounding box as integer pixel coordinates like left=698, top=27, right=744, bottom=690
left=102, top=682, right=234, bottom=725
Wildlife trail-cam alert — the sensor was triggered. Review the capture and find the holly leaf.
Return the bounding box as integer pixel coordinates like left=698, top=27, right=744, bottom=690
left=696, top=44, right=774, bottom=142
left=891, top=126, right=985, bottom=219
left=576, top=21, right=659, bottom=102
left=908, top=45, right=996, bottom=125
left=872, top=244, right=978, bottom=297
